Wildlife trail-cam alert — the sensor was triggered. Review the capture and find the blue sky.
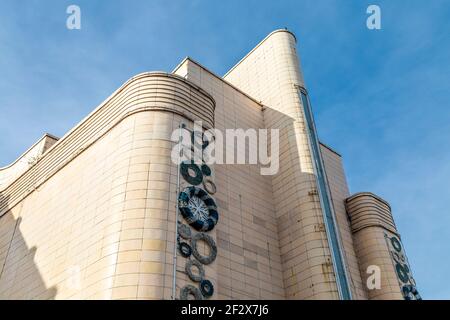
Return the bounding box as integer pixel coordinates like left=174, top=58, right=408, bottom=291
left=0, top=0, right=449, bottom=299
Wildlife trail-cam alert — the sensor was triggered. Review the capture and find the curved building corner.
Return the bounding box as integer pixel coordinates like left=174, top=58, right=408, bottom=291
left=346, top=192, right=420, bottom=300
left=0, top=73, right=215, bottom=299
left=0, top=30, right=420, bottom=300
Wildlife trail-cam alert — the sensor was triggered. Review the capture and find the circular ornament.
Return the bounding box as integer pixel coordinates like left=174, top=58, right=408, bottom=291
left=185, top=259, right=205, bottom=282
left=402, top=285, right=421, bottom=300
left=179, top=242, right=192, bottom=258
left=191, top=232, right=217, bottom=265
left=390, top=236, right=402, bottom=252
left=178, top=223, right=192, bottom=240
left=201, top=164, right=212, bottom=177
left=191, top=131, right=209, bottom=150
left=395, top=262, right=410, bottom=283
left=200, top=279, right=214, bottom=298
left=203, top=178, right=217, bottom=195
left=180, top=162, right=203, bottom=186
left=180, top=285, right=203, bottom=300
left=178, top=186, right=219, bottom=232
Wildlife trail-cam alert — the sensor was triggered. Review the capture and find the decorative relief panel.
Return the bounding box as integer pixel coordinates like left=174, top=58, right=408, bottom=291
left=177, top=128, right=218, bottom=300
left=384, top=233, right=421, bottom=300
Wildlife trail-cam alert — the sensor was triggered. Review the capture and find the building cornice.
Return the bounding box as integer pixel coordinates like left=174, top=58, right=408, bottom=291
left=0, top=72, right=215, bottom=217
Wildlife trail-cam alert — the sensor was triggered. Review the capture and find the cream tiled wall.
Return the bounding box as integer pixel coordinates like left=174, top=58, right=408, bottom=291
left=174, top=59, right=285, bottom=299
left=224, top=30, right=340, bottom=299
left=0, top=73, right=215, bottom=299
left=0, top=29, right=413, bottom=300
left=320, top=145, right=367, bottom=299
left=346, top=193, right=404, bottom=299
left=350, top=227, right=403, bottom=300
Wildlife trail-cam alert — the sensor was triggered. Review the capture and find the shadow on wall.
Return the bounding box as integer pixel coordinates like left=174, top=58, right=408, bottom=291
left=213, top=106, right=346, bottom=299
left=264, top=107, right=339, bottom=299
left=0, top=192, right=57, bottom=299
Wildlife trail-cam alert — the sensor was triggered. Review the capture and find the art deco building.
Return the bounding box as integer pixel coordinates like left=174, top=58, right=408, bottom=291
left=0, top=30, right=420, bottom=300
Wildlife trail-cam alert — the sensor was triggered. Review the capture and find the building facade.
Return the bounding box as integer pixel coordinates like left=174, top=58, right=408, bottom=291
left=0, top=30, right=420, bottom=300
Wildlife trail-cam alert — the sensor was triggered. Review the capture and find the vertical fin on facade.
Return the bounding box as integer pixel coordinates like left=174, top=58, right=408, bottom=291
left=224, top=29, right=350, bottom=299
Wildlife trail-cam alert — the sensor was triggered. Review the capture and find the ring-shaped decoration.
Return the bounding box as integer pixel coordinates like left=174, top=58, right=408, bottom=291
left=411, top=286, right=421, bottom=300
left=178, top=186, right=219, bottom=232
left=191, top=232, right=217, bottom=265
left=180, top=162, right=203, bottom=186
left=178, top=223, right=192, bottom=240
left=395, top=262, right=410, bottom=283
left=200, top=279, right=214, bottom=298
left=180, top=285, right=203, bottom=300
left=191, top=131, right=209, bottom=150
left=402, top=285, right=421, bottom=300
left=203, top=178, right=217, bottom=195
left=185, top=259, right=205, bottom=282
left=390, top=236, right=402, bottom=252
left=201, top=164, right=212, bottom=177
left=392, top=251, right=406, bottom=264
left=179, top=242, right=192, bottom=258
left=402, top=285, right=413, bottom=300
